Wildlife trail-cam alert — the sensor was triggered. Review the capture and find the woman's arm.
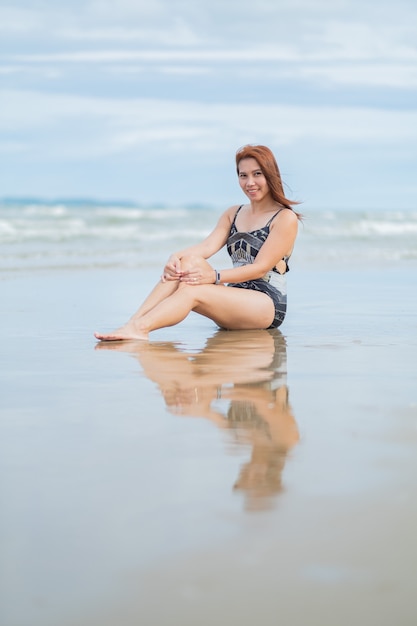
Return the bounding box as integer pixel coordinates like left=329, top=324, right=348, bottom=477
left=210, top=209, right=298, bottom=284
left=163, top=207, right=237, bottom=278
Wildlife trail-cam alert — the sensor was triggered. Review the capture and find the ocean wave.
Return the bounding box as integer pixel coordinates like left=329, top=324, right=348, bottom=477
left=1, top=201, right=416, bottom=272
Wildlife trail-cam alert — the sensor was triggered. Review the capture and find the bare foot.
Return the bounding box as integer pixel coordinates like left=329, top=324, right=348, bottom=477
left=95, top=340, right=146, bottom=352
left=94, top=321, right=148, bottom=342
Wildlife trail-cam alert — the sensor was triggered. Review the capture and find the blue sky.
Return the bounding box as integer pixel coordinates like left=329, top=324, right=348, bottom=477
left=1, top=0, right=416, bottom=209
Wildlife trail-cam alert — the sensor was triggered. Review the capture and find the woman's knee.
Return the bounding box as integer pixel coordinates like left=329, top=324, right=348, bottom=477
left=180, top=254, right=209, bottom=271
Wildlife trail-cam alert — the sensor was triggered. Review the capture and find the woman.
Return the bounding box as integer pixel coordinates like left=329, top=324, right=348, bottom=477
left=95, top=144, right=301, bottom=342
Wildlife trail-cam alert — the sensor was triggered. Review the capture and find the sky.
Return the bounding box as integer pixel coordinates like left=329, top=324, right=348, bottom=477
left=1, top=0, right=417, bottom=209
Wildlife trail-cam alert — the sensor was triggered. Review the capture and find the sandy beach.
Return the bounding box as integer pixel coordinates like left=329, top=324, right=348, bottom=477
left=1, top=262, right=416, bottom=626
left=2, top=0, right=417, bottom=616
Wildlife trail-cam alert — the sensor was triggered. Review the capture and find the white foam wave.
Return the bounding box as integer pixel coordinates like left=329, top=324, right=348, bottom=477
left=1, top=201, right=416, bottom=272
left=23, top=204, right=69, bottom=216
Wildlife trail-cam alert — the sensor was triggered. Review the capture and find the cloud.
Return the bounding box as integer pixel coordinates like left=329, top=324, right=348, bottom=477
left=297, top=63, right=417, bottom=89
left=5, top=43, right=417, bottom=92
left=0, top=0, right=416, bottom=206
left=2, top=89, right=416, bottom=161
left=2, top=1, right=416, bottom=93
left=2, top=0, right=417, bottom=58
left=0, top=5, right=43, bottom=34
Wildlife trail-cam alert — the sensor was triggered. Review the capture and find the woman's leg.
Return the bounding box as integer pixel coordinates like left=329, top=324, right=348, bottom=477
left=95, top=282, right=275, bottom=341
left=94, top=276, right=180, bottom=341
left=94, top=254, right=276, bottom=341
left=128, top=278, right=180, bottom=318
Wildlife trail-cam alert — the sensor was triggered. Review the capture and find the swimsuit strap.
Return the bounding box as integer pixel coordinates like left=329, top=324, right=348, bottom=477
left=264, top=207, right=286, bottom=228
left=233, top=205, right=287, bottom=230
left=231, top=204, right=244, bottom=228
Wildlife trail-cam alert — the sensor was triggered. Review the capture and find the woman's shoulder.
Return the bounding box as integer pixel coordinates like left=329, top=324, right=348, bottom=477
left=226, top=203, right=245, bottom=213
left=269, top=207, right=299, bottom=235
left=217, top=204, right=243, bottom=223
left=224, top=203, right=245, bottom=219
left=273, top=207, right=299, bottom=223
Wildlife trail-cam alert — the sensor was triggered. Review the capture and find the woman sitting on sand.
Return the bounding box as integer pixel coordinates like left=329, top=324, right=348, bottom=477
left=95, top=144, right=301, bottom=342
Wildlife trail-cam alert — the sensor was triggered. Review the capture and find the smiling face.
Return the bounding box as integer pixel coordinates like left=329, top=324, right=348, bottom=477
left=237, top=157, right=271, bottom=203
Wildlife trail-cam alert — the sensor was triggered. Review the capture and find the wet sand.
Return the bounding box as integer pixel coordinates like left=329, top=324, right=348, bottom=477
left=1, top=266, right=417, bottom=626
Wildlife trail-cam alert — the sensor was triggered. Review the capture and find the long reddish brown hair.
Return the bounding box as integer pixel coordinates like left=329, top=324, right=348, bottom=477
left=236, top=144, right=302, bottom=218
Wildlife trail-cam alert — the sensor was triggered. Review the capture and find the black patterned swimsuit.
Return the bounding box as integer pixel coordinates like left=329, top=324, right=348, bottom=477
left=226, top=205, right=290, bottom=328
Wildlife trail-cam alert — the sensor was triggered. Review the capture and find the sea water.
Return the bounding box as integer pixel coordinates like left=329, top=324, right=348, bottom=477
left=1, top=199, right=416, bottom=274
left=1, top=200, right=417, bottom=626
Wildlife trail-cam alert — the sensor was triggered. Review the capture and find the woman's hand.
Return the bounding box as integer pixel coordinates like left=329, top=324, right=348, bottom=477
left=161, top=254, right=182, bottom=282
left=162, top=254, right=217, bottom=285
left=180, top=258, right=216, bottom=285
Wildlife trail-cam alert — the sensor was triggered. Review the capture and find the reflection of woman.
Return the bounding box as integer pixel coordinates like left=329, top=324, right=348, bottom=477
left=97, top=329, right=299, bottom=511
left=226, top=385, right=295, bottom=510
left=95, top=145, right=301, bottom=341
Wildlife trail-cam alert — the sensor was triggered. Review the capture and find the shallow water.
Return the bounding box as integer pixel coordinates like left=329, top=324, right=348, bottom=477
left=1, top=199, right=417, bottom=274
left=1, top=266, right=416, bottom=625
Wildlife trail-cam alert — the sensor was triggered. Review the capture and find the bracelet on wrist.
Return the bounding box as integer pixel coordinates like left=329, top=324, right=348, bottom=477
left=214, top=270, right=221, bottom=284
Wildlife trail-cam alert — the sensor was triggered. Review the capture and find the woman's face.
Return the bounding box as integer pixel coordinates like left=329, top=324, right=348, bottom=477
left=237, top=157, right=270, bottom=202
